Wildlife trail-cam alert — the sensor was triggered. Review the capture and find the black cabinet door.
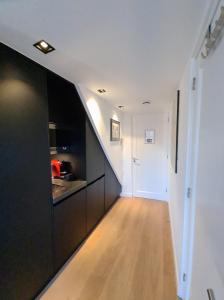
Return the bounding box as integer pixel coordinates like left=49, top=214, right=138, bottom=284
left=87, top=177, right=105, bottom=233
left=47, top=72, right=85, bottom=128
left=105, top=159, right=121, bottom=211
left=53, top=189, right=86, bottom=271
left=0, top=43, right=53, bottom=299
left=86, top=120, right=105, bottom=184
left=105, top=159, right=114, bottom=210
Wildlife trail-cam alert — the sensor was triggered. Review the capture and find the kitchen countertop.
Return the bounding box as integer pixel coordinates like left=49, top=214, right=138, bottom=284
left=52, top=178, right=87, bottom=205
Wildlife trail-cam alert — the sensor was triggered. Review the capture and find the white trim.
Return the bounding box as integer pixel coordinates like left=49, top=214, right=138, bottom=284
left=131, top=115, right=134, bottom=197
left=168, top=200, right=180, bottom=295
left=184, top=66, right=203, bottom=300
left=133, top=191, right=167, bottom=201
left=177, top=58, right=196, bottom=299
left=120, top=192, right=133, bottom=198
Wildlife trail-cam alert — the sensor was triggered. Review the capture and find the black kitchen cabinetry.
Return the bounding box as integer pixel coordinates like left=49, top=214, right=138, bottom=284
left=53, top=189, right=86, bottom=272
left=105, top=159, right=121, bottom=211
left=0, top=43, right=53, bottom=299
left=47, top=71, right=85, bottom=128
left=0, top=42, right=121, bottom=300
left=47, top=71, right=86, bottom=180
left=86, top=119, right=105, bottom=184
left=87, top=177, right=105, bottom=233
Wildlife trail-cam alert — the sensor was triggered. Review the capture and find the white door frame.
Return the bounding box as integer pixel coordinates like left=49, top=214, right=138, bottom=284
left=178, top=58, right=203, bottom=299
left=178, top=0, right=222, bottom=297
left=131, top=113, right=169, bottom=201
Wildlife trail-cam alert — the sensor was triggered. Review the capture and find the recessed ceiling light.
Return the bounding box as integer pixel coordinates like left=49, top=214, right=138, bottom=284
left=40, top=41, right=49, bottom=49
left=33, top=40, right=55, bottom=54
left=97, top=89, right=106, bottom=94
left=118, top=105, right=125, bottom=110
left=142, top=101, right=151, bottom=105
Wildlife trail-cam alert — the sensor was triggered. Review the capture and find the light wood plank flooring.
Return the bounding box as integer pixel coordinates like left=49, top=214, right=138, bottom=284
left=39, top=197, right=177, bottom=300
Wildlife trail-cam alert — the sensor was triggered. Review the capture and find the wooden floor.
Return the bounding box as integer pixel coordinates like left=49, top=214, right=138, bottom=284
left=39, top=197, right=177, bottom=300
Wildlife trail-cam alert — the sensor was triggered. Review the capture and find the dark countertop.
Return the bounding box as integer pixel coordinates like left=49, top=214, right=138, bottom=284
left=52, top=178, right=87, bottom=205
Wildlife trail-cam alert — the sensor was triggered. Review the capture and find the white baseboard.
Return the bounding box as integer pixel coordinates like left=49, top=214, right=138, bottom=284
left=168, top=201, right=180, bottom=293
left=133, top=191, right=168, bottom=201
left=120, top=192, right=133, bottom=197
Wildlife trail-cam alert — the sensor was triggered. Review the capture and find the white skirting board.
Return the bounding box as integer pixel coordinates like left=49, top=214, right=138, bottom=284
left=133, top=191, right=168, bottom=202
left=120, top=192, right=133, bottom=197
left=168, top=201, right=180, bottom=297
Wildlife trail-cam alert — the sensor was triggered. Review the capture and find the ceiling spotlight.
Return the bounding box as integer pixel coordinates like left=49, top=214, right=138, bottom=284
left=97, top=89, right=106, bottom=94
left=33, top=40, right=55, bottom=54
left=40, top=41, right=48, bottom=49
left=142, top=101, right=151, bottom=105
left=118, top=105, right=125, bottom=110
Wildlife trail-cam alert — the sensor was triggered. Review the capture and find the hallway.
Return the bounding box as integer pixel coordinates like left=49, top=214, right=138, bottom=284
left=40, top=198, right=177, bottom=300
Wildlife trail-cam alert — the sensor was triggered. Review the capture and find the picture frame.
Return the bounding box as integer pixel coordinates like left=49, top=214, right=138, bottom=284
left=110, top=119, right=120, bottom=141
left=171, top=90, right=180, bottom=174
left=175, top=90, right=180, bottom=173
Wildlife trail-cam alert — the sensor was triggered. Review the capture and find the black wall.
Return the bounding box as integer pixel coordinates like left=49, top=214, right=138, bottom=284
left=86, top=119, right=105, bottom=184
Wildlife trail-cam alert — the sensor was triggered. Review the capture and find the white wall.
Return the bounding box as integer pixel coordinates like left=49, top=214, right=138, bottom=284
left=77, top=84, right=123, bottom=183
left=167, top=2, right=224, bottom=299
left=121, top=113, right=133, bottom=197
left=190, top=33, right=224, bottom=300
left=168, top=61, right=192, bottom=287
left=169, top=13, right=224, bottom=299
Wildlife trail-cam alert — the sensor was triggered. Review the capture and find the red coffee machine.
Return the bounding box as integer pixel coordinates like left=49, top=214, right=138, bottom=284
left=51, top=159, right=61, bottom=178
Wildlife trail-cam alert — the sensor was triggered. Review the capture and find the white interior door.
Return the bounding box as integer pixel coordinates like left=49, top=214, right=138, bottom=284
left=132, top=113, right=168, bottom=200
left=178, top=58, right=201, bottom=299
left=183, top=30, right=224, bottom=299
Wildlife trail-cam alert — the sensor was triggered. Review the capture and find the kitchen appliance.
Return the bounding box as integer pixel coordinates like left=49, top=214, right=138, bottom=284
left=60, top=160, right=72, bottom=180
left=51, top=159, right=61, bottom=178
left=51, top=159, right=72, bottom=180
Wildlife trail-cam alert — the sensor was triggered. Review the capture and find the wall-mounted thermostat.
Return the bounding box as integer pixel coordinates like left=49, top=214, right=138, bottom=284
left=145, top=129, right=155, bottom=144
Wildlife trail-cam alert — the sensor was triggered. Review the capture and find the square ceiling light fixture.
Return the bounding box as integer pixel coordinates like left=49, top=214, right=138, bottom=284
left=97, top=89, right=106, bottom=94
left=33, top=40, right=55, bottom=54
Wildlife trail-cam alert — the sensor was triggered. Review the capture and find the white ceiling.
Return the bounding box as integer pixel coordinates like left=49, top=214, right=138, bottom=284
left=0, top=0, right=208, bottom=113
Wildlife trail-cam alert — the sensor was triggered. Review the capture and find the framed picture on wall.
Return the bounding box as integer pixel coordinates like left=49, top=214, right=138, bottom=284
left=171, top=90, right=180, bottom=173
left=110, top=119, right=120, bottom=141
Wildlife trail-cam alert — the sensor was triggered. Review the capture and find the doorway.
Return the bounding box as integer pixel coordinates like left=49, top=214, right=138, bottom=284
left=132, top=113, right=168, bottom=201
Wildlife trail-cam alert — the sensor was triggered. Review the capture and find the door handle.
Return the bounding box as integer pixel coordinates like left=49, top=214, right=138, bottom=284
left=207, top=289, right=215, bottom=300
left=133, top=157, right=140, bottom=164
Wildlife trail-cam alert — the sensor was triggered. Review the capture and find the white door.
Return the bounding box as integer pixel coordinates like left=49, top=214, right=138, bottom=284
left=178, top=58, right=201, bottom=299
left=132, top=113, right=168, bottom=200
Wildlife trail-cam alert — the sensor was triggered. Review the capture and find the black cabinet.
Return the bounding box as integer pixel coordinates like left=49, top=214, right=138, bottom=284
left=53, top=189, right=86, bottom=271
left=47, top=72, right=86, bottom=180
left=0, top=42, right=122, bottom=300
left=86, top=120, right=105, bottom=184
left=105, top=159, right=121, bottom=211
left=87, top=177, right=105, bottom=233
left=47, top=72, right=85, bottom=128
left=0, top=43, right=53, bottom=299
